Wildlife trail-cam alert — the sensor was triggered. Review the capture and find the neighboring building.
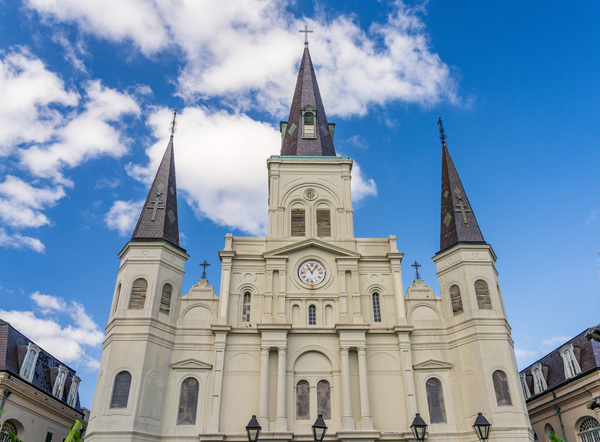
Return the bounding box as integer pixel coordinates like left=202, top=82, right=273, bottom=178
left=519, top=328, right=600, bottom=442
left=85, top=43, right=533, bottom=442
left=0, top=319, right=85, bottom=442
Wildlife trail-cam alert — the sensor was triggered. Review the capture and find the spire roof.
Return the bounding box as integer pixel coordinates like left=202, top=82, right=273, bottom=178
left=131, top=115, right=180, bottom=247
left=438, top=118, right=485, bottom=251
left=280, top=46, right=336, bottom=156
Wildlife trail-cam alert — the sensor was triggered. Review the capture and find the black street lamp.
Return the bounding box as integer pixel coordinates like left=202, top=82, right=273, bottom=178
left=472, top=412, right=491, bottom=441
left=312, top=414, right=328, bottom=442
left=410, top=413, right=428, bottom=441
left=246, top=415, right=261, bottom=442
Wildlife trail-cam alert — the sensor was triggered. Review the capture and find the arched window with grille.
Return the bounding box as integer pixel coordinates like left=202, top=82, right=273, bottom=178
left=129, top=278, right=147, bottom=309
left=296, top=380, right=310, bottom=420
left=241, top=292, right=251, bottom=322
left=177, top=377, right=199, bottom=425
left=110, top=371, right=132, bottom=409
left=426, top=377, right=447, bottom=423
left=578, top=417, right=600, bottom=442
left=0, top=421, right=19, bottom=442
left=474, top=279, right=492, bottom=310
left=317, top=380, right=331, bottom=419
left=308, top=305, right=316, bottom=325
left=160, top=283, right=172, bottom=314
left=449, top=284, right=463, bottom=315
left=492, top=370, right=512, bottom=406
left=372, top=292, right=381, bottom=322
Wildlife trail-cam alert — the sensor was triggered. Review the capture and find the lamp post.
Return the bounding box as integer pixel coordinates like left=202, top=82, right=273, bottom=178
left=472, top=412, right=491, bottom=441
left=312, top=414, right=328, bottom=442
left=246, top=415, right=261, bottom=442
left=410, top=413, right=428, bottom=441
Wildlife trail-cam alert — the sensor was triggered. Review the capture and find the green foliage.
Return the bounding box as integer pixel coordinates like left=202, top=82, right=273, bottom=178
left=65, top=419, right=83, bottom=442
left=6, top=433, right=23, bottom=442
left=549, top=431, right=565, bottom=442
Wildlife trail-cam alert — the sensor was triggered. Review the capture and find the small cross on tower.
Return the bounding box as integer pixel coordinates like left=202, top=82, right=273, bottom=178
left=411, top=261, right=422, bottom=280
left=455, top=196, right=472, bottom=224
left=299, top=25, right=313, bottom=46
left=199, top=260, right=211, bottom=280
left=147, top=192, right=165, bottom=221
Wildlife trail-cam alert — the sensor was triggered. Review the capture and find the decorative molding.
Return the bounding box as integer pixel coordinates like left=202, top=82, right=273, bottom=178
left=171, top=358, right=212, bottom=370
left=413, top=359, right=453, bottom=371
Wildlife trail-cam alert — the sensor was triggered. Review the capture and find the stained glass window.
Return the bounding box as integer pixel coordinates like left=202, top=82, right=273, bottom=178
left=296, top=380, right=310, bottom=420
left=242, top=292, right=251, bottom=322
left=492, top=370, right=512, bottom=406
left=177, top=377, right=199, bottom=425
left=110, top=371, right=132, bottom=409
left=426, top=378, right=447, bottom=423
left=317, top=380, right=331, bottom=419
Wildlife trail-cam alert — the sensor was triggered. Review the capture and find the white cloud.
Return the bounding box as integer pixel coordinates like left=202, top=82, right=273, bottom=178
left=105, top=199, right=144, bottom=237
left=25, top=1, right=457, bottom=117
left=130, top=107, right=377, bottom=235
left=0, top=293, right=104, bottom=369
left=542, top=336, right=571, bottom=348
left=0, top=228, right=45, bottom=252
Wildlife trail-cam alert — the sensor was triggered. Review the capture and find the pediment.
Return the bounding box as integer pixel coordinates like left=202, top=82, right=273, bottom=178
left=263, top=238, right=360, bottom=259
left=171, top=358, right=212, bottom=370
left=413, top=359, right=453, bottom=371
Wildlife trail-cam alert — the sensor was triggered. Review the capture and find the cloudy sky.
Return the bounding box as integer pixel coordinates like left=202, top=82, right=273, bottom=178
left=0, top=0, right=599, bottom=408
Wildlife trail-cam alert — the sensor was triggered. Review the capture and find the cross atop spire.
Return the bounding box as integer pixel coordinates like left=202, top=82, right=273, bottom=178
left=131, top=114, right=180, bottom=247
left=438, top=118, right=485, bottom=252
left=280, top=45, right=336, bottom=156
left=170, top=109, right=178, bottom=138
left=300, top=25, right=313, bottom=46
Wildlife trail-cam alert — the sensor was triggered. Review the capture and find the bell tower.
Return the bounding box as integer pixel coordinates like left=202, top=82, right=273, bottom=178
left=86, top=112, right=189, bottom=441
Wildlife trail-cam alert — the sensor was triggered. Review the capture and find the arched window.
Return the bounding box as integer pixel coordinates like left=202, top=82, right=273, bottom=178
left=291, top=205, right=306, bottom=237
left=303, top=111, right=316, bottom=138
left=520, top=372, right=531, bottom=400
left=160, top=283, right=172, bottom=314
left=559, top=344, right=581, bottom=379
left=129, top=278, right=147, bottom=309
left=474, top=279, right=492, bottom=310
left=372, top=292, right=382, bottom=322
left=242, top=292, right=251, bottom=322
left=177, top=377, right=199, bottom=425
left=317, top=380, right=331, bottom=419
left=296, top=380, right=310, bottom=420
left=308, top=305, right=316, bottom=325
left=0, top=421, right=18, bottom=442
left=545, top=424, right=555, bottom=442
left=19, top=342, right=39, bottom=382
left=426, top=377, right=447, bottom=423
left=449, top=284, right=463, bottom=315
left=492, top=370, right=512, bottom=406
left=579, top=417, right=600, bottom=442
left=532, top=363, right=547, bottom=394
left=316, top=205, right=331, bottom=237
left=110, top=371, right=132, bottom=409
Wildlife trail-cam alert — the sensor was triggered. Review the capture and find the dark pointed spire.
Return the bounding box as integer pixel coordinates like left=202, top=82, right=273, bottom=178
left=280, top=45, right=336, bottom=156
left=439, top=117, right=485, bottom=251
left=131, top=110, right=180, bottom=247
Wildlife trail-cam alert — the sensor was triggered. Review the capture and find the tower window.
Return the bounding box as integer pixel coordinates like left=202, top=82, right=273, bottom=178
left=308, top=305, right=316, bottom=325
left=316, top=207, right=331, bottom=237
left=160, top=283, right=173, bottom=314
left=474, top=279, right=492, bottom=310
left=302, top=111, right=316, bottom=138
left=110, top=371, right=132, bottom=409
left=492, top=370, right=512, bottom=406
left=449, top=284, right=463, bottom=315
left=372, top=292, right=381, bottom=322
left=241, top=292, right=251, bottom=322
left=291, top=208, right=305, bottom=236
left=129, top=278, right=147, bottom=309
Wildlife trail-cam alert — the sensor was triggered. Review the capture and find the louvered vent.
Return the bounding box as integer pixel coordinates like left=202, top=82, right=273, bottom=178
left=160, top=284, right=172, bottom=314
left=291, top=208, right=305, bottom=236
left=316, top=209, right=331, bottom=237
left=129, top=278, right=147, bottom=309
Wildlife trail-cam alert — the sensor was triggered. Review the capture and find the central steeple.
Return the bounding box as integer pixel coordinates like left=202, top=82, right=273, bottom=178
left=280, top=45, right=336, bottom=156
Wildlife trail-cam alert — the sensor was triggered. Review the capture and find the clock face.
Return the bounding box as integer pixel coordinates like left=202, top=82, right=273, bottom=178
left=298, top=260, right=326, bottom=285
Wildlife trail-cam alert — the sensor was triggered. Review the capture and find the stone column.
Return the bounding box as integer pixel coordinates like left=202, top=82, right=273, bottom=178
left=390, top=259, right=405, bottom=323
left=263, top=271, right=273, bottom=323
left=357, top=346, right=373, bottom=429
left=207, top=329, right=228, bottom=432
left=398, top=334, right=417, bottom=417
left=351, top=270, right=363, bottom=323
left=275, top=346, right=288, bottom=431
left=340, top=346, right=354, bottom=430
left=338, top=270, right=349, bottom=323
left=277, top=270, right=287, bottom=323
left=258, top=346, right=270, bottom=427
left=218, top=253, right=234, bottom=324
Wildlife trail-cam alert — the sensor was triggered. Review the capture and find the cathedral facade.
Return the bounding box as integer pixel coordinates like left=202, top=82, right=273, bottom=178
left=85, top=45, right=533, bottom=441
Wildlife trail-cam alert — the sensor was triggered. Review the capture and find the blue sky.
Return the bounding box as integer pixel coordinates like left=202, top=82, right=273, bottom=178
left=0, top=0, right=598, bottom=409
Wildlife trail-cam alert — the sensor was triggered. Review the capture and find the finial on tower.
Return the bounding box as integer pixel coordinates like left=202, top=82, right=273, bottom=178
left=437, top=116, right=447, bottom=146
left=170, top=109, right=178, bottom=139
left=300, top=25, right=313, bottom=46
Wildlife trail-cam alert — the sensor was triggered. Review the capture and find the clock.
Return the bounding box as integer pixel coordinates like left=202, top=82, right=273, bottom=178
left=298, top=260, right=326, bottom=285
